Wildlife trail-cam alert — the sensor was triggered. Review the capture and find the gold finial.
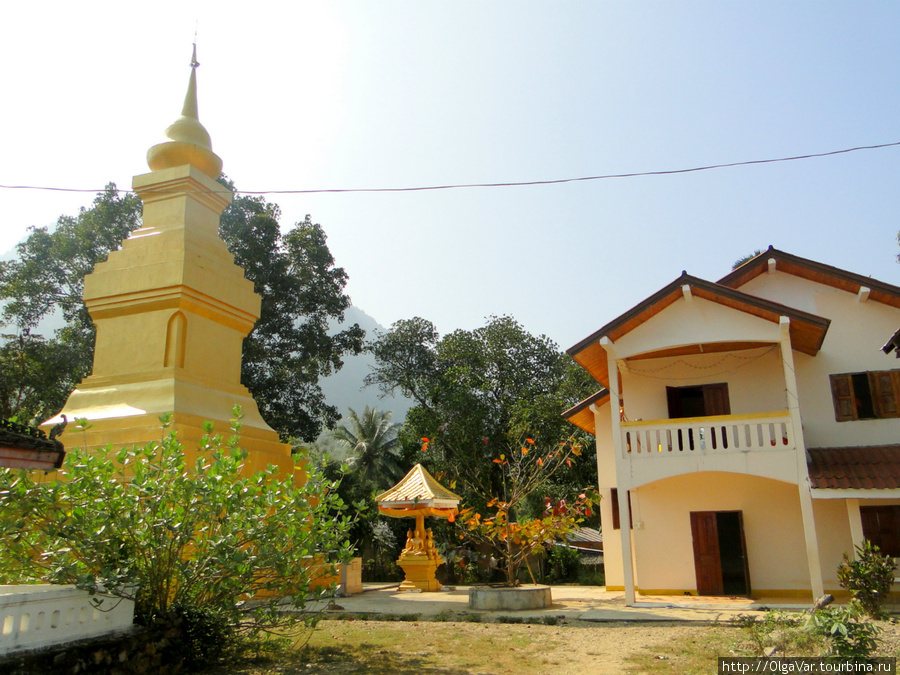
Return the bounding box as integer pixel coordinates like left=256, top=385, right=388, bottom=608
left=146, top=44, right=223, bottom=178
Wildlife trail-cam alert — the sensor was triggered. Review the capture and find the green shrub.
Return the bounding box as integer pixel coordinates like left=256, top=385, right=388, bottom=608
left=577, top=565, right=605, bottom=586
left=0, top=411, right=360, bottom=669
left=735, top=611, right=821, bottom=656
left=837, top=540, right=896, bottom=619
left=736, top=606, right=880, bottom=659
left=809, top=603, right=880, bottom=658
left=546, top=545, right=582, bottom=583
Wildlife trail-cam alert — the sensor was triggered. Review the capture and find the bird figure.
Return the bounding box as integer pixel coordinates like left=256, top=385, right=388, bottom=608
left=49, top=414, right=67, bottom=441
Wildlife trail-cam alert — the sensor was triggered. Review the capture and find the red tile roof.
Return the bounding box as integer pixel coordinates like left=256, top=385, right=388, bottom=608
left=808, top=446, right=900, bottom=490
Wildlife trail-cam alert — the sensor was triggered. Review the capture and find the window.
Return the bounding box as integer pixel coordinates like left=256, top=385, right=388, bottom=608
left=666, top=383, right=730, bottom=419
left=610, top=488, right=633, bottom=530
left=830, top=370, right=900, bottom=422
left=860, top=505, right=900, bottom=557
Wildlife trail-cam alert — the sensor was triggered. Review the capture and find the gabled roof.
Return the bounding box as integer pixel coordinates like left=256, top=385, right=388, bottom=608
left=808, top=445, right=900, bottom=490
left=567, top=272, right=831, bottom=386
left=719, top=246, right=900, bottom=309
left=375, top=463, right=461, bottom=508
left=561, top=389, right=610, bottom=434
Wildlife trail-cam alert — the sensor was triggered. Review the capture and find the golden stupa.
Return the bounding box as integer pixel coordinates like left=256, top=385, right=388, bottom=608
left=43, top=48, right=298, bottom=479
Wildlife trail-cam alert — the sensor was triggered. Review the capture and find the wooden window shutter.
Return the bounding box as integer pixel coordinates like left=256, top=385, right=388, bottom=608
left=702, top=383, right=731, bottom=416
left=870, top=371, right=900, bottom=419
left=611, top=488, right=620, bottom=529
left=830, top=374, right=857, bottom=422
left=610, top=488, right=632, bottom=530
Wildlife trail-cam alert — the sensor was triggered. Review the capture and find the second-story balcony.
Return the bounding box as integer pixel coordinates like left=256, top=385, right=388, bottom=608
left=622, top=410, right=795, bottom=459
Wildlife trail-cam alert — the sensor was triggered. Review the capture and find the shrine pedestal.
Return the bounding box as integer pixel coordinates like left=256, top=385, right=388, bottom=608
left=397, top=551, right=444, bottom=592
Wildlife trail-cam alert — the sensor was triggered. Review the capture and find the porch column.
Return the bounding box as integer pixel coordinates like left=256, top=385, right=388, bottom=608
left=846, top=499, right=865, bottom=555
left=780, top=316, right=825, bottom=598
left=601, top=336, right=636, bottom=604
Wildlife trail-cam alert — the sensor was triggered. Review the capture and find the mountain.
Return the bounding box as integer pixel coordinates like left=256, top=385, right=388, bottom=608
left=321, top=306, right=414, bottom=424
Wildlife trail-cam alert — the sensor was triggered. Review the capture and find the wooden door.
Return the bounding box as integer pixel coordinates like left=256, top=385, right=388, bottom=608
left=690, top=511, right=724, bottom=595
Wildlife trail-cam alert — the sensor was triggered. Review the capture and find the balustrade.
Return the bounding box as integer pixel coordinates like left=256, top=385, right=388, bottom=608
left=622, top=411, right=794, bottom=458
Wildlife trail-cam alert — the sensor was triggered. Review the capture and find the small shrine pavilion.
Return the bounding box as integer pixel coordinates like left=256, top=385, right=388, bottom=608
left=376, top=464, right=461, bottom=591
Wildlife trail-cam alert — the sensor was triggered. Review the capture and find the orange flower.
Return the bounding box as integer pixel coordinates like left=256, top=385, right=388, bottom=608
left=521, top=447, right=528, bottom=455
left=526, top=438, right=535, bottom=445
left=537, top=458, right=543, bottom=467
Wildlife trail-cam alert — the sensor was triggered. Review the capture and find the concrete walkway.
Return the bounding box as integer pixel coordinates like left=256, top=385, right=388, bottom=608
left=319, top=583, right=820, bottom=623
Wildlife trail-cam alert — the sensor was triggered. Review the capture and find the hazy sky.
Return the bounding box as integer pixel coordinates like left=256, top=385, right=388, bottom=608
left=2, top=2, right=898, bottom=351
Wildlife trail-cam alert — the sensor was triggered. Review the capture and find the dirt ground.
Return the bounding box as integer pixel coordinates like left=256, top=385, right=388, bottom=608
left=217, top=617, right=900, bottom=675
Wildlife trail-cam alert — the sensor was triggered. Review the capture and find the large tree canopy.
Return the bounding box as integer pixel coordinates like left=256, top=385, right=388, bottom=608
left=218, top=181, right=364, bottom=439
left=366, top=315, right=597, bottom=512
left=0, top=181, right=362, bottom=440
left=0, top=184, right=141, bottom=421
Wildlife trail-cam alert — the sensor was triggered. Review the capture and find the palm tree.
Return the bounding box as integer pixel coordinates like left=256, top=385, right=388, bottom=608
left=330, top=407, right=403, bottom=490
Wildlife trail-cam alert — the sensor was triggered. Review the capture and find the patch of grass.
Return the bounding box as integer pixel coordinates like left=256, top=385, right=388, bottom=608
left=623, top=626, right=743, bottom=674
left=296, top=620, right=564, bottom=674
left=379, top=612, right=422, bottom=622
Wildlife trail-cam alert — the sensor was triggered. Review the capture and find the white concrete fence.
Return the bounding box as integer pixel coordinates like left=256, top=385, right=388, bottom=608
left=0, top=585, right=135, bottom=656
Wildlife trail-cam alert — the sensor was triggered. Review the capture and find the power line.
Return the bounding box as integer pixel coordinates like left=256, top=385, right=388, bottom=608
left=1, top=140, right=897, bottom=197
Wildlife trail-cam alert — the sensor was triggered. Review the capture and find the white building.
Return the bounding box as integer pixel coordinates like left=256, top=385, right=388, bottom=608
left=564, top=247, right=900, bottom=603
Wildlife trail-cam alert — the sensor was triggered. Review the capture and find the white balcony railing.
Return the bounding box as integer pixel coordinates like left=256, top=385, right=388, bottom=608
left=621, top=411, right=794, bottom=458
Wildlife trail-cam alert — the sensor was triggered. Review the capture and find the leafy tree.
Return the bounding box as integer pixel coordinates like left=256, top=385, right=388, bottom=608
left=218, top=183, right=364, bottom=440
left=732, top=249, right=764, bottom=270
left=0, top=331, right=77, bottom=423
left=458, top=436, right=597, bottom=586
left=0, top=184, right=142, bottom=417
left=366, top=315, right=597, bottom=513
left=330, top=406, right=403, bottom=491
left=0, top=413, right=360, bottom=666
left=0, top=181, right=362, bottom=440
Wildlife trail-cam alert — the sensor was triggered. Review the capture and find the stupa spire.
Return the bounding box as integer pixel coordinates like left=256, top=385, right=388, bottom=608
left=181, top=43, right=200, bottom=119
left=146, top=44, right=223, bottom=178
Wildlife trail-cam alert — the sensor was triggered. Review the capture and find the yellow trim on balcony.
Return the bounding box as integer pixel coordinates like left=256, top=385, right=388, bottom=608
left=621, top=410, right=790, bottom=428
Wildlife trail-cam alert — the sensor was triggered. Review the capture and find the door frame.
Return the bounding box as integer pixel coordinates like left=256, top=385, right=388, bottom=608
left=690, top=510, right=751, bottom=596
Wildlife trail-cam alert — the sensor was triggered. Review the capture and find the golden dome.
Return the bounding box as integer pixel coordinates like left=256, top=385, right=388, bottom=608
left=147, top=46, right=223, bottom=178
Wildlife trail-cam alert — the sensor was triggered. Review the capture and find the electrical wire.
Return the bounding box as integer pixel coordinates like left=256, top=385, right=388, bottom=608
left=0, top=140, right=897, bottom=197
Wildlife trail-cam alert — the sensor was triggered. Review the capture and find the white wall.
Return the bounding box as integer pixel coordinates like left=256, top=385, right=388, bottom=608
left=631, top=472, right=811, bottom=594
left=741, top=271, right=900, bottom=448
left=621, top=346, right=785, bottom=423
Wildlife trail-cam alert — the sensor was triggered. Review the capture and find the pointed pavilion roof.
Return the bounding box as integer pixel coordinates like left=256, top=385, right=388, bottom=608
left=375, top=464, right=461, bottom=509
left=146, top=44, right=223, bottom=178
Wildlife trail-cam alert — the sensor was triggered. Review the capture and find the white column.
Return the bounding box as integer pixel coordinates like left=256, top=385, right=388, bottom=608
left=780, top=316, right=825, bottom=598
left=601, top=336, right=636, bottom=604
left=846, top=499, right=864, bottom=555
